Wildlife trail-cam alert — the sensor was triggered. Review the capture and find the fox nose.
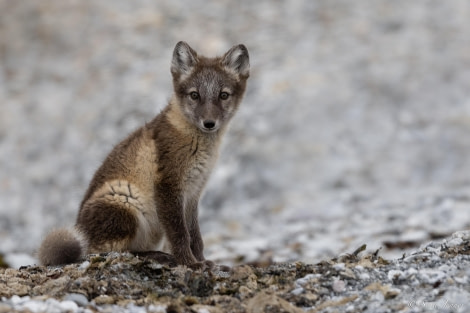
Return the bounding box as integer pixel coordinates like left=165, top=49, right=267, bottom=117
left=202, top=120, right=216, bottom=130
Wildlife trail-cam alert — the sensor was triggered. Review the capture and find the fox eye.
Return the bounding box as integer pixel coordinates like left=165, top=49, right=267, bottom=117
left=219, top=92, right=229, bottom=100
left=189, top=92, right=200, bottom=100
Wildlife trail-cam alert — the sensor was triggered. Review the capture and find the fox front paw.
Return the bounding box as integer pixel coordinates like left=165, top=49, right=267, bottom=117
left=188, top=260, right=231, bottom=273
left=132, top=251, right=178, bottom=267
left=188, top=259, right=215, bottom=271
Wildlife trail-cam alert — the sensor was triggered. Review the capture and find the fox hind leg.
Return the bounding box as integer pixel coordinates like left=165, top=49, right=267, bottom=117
left=76, top=198, right=139, bottom=253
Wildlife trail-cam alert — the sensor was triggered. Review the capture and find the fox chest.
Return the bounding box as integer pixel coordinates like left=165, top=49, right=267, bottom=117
left=181, top=150, right=216, bottom=199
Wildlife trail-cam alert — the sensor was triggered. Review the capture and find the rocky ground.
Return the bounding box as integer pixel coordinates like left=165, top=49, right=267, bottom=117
left=1, top=231, right=470, bottom=313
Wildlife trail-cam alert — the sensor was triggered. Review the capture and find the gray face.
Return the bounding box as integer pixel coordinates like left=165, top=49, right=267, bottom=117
left=178, top=67, right=241, bottom=133
left=170, top=42, right=250, bottom=133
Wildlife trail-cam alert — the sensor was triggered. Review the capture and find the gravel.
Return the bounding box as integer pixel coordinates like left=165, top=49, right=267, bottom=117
left=1, top=231, right=470, bottom=313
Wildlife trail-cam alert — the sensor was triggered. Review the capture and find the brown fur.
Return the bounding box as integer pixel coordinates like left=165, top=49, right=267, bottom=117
left=38, top=41, right=250, bottom=267
left=38, top=228, right=86, bottom=266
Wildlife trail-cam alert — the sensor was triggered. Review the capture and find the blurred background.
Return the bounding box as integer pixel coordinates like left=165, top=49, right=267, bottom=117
left=1, top=0, right=469, bottom=267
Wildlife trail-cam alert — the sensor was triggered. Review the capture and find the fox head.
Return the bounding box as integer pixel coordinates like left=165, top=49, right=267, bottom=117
left=170, top=41, right=250, bottom=133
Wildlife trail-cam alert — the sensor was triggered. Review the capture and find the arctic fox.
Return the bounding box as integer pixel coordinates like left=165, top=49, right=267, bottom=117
left=38, top=41, right=250, bottom=269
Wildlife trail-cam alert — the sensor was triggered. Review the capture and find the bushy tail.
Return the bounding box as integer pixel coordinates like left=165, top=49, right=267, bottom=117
left=38, top=227, right=87, bottom=266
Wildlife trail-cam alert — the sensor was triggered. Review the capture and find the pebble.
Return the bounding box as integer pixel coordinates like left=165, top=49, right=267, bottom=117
left=147, top=305, right=167, bottom=313
left=58, top=300, right=79, bottom=312
left=294, top=274, right=320, bottom=288
left=418, top=269, right=447, bottom=285
left=454, top=276, right=468, bottom=284
left=388, top=270, right=405, bottom=281
left=332, top=279, right=346, bottom=293
left=64, top=293, right=89, bottom=307
left=447, top=237, right=464, bottom=248
left=332, top=263, right=345, bottom=270
left=358, top=272, right=370, bottom=280
left=94, top=295, right=115, bottom=305
left=290, top=287, right=304, bottom=296
left=78, top=261, right=91, bottom=271
left=0, top=303, right=11, bottom=313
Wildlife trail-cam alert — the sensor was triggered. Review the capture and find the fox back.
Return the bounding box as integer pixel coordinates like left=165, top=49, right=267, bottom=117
left=38, top=41, right=250, bottom=268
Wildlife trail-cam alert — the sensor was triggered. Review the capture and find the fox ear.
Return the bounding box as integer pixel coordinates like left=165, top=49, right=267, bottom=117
left=171, top=41, right=198, bottom=78
left=222, top=44, right=250, bottom=78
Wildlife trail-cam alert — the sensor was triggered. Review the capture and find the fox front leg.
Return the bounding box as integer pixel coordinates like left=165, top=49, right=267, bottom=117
left=185, top=197, right=206, bottom=262
left=156, top=183, right=198, bottom=266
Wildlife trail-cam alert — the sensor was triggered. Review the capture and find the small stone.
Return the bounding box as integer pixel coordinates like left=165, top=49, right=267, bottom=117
left=451, top=230, right=470, bottom=241
left=340, top=268, right=356, bottom=279
left=365, top=282, right=400, bottom=299
left=190, top=304, right=222, bottom=313
left=447, top=237, right=464, bottom=248
left=295, top=274, right=319, bottom=287
left=418, top=269, right=446, bottom=285
left=78, top=261, right=91, bottom=271
left=333, top=263, right=345, bottom=270
left=247, top=292, right=304, bottom=313
left=59, top=300, right=79, bottom=311
left=0, top=303, right=11, bottom=313
left=384, top=287, right=401, bottom=299
left=147, top=304, right=168, bottom=313
left=230, top=265, right=254, bottom=281
left=9, top=295, right=24, bottom=305
left=65, top=293, right=89, bottom=307
left=454, top=276, right=468, bottom=284
left=290, top=287, right=304, bottom=296
left=33, top=276, right=70, bottom=297
left=388, top=270, right=405, bottom=281
left=238, top=285, right=254, bottom=300
left=6, top=282, right=31, bottom=297
left=94, top=295, right=115, bottom=305
left=332, top=279, right=346, bottom=293
left=359, top=272, right=370, bottom=280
